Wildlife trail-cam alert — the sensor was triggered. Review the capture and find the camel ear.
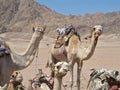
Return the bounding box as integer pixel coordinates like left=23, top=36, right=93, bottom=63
left=52, top=65, right=55, bottom=72
left=42, top=25, right=46, bottom=31
left=32, top=27, right=35, bottom=32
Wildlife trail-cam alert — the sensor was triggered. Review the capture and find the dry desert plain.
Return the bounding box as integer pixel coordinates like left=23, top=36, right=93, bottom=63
left=0, top=32, right=120, bottom=90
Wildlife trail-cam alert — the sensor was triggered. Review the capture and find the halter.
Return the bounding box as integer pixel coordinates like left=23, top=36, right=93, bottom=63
left=35, top=29, right=44, bottom=34
left=34, top=48, right=39, bottom=74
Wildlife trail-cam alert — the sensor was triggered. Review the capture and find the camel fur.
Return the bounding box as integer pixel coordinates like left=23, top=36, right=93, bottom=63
left=0, top=26, right=46, bottom=86
left=53, top=61, right=69, bottom=90
left=47, top=25, right=102, bottom=90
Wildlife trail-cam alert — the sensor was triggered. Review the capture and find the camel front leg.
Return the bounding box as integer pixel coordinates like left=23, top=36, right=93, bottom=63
left=68, top=62, right=74, bottom=90
left=76, top=61, right=83, bottom=90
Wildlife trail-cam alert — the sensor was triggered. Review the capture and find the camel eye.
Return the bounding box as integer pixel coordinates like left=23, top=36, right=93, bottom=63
left=32, top=27, right=35, bottom=32
left=12, top=75, right=15, bottom=78
left=57, top=66, right=60, bottom=70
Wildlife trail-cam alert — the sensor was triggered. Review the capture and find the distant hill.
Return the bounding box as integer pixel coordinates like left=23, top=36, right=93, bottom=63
left=0, top=0, right=120, bottom=38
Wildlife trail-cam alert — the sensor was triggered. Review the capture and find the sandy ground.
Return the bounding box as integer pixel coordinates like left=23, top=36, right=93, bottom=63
left=1, top=32, right=120, bottom=90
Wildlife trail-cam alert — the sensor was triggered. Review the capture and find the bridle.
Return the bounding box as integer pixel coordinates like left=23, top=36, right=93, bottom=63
left=35, top=29, right=44, bottom=34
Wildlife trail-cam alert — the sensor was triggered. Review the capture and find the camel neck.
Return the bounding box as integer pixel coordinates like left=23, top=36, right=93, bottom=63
left=10, top=32, right=43, bottom=69
left=82, top=35, right=98, bottom=60
left=53, top=77, right=62, bottom=90
left=24, top=32, right=41, bottom=55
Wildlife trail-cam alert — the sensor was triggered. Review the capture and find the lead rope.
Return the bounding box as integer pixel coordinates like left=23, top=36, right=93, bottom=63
left=34, top=48, right=39, bottom=74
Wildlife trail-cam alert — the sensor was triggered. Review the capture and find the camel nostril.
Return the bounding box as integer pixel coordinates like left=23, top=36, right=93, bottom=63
left=98, top=28, right=102, bottom=32
left=16, top=72, right=18, bottom=75
left=12, top=75, right=15, bottom=78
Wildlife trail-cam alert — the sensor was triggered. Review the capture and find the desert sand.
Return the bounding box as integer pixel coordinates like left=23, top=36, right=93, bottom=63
left=0, top=32, right=120, bottom=90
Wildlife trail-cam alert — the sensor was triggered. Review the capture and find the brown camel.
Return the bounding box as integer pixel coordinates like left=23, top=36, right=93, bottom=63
left=0, top=26, right=46, bottom=86
left=47, top=25, right=102, bottom=90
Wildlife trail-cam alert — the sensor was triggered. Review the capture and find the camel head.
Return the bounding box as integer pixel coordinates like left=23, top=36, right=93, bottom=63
left=10, top=72, right=23, bottom=83
left=32, top=26, right=46, bottom=34
left=92, top=25, right=102, bottom=38
left=84, top=25, right=102, bottom=40
left=53, top=61, right=69, bottom=77
left=8, top=72, right=24, bottom=90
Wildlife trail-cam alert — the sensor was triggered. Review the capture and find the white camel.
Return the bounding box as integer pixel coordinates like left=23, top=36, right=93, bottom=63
left=0, top=26, right=46, bottom=86
left=53, top=61, right=69, bottom=90
left=47, top=25, right=102, bottom=90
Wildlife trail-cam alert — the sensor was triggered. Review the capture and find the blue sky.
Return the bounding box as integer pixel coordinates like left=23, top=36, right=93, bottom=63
left=36, top=0, right=120, bottom=15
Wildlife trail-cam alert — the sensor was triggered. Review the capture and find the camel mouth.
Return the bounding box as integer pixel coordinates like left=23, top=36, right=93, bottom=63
left=97, top=31, right=102, bottom=36
left=95, top=30, right=102, bottom=36
left=63, top=69, right=68, bottom=73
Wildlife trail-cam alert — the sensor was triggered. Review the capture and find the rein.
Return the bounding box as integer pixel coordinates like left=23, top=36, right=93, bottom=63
left=34, top=48, right=39, bottom=74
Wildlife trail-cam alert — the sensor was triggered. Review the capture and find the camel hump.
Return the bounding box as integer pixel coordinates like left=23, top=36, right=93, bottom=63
left=54, top=25, right=78, bottom=48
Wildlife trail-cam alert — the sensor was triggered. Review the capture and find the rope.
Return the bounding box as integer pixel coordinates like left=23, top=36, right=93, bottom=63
left=34, top=48, right=39, bottom=74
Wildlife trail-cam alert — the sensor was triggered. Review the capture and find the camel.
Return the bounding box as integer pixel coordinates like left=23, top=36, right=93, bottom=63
left=47, top=25, right=102, bottom=90
left=87, top=69, right=120, bottom=90
left=53, top=61, right=69, bottom=90
left=7, top=71, right=24, bottom=90
left=0, top=26, right=46, bottom=86
left=27, top=62, right=69, bottom=90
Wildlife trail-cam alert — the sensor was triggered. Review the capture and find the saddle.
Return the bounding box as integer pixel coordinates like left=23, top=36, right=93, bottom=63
left=0, top=41, right=9, bottom=56
left=54, top=29, right=76, bottom=48
left=87, top=69, right=120, bottom=90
